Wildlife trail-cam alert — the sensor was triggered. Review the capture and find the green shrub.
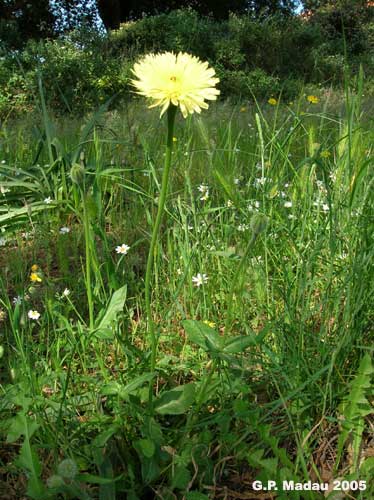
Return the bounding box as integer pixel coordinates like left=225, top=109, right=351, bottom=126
left=1, top=7, right=374, bottom=117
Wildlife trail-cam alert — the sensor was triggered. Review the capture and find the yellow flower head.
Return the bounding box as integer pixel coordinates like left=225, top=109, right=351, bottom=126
left=31, top=264, right=39, bottom=272
left=268, top=98, right=277, bottom=106
left=30, top=272, right=42, bottom=283
left=240, top=106, right=247, bottom=112
left=307, top=95, right=319, bottom=104
left=131, top=52, right=220, bottom=118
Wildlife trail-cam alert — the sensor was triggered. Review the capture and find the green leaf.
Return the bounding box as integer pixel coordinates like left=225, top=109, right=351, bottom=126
left=154, top=384, right=195, bottom=415
left=223, top=334, right=256, bottom=353
left=336, top=353, right=374, bottom=471
left=0, top=203, right=55, bottom=225
left=171, top=465, right=191, bottom=490
left=182, top=320, right=223, bottom=353
left=95, top=285, right=127, bottom=339
left=7, top=413, right=39, bottom=443
left=141, top=457, right=160, bottom=483
left=77, top=473, right=122, bottom=485
left=135, top=438, right=156, bottom=458
left=26, top=475, right=47, bottom=500
left=101, top=373, right=154, bottom=399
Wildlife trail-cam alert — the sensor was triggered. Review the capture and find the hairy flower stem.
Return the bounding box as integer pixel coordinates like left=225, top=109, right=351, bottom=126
left=145, top=105, right=177, bottom=408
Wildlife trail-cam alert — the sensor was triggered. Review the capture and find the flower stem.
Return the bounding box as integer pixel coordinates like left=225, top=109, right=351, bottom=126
left=82, top=195, right=94, bottom=330
left=145, top=105, right=177, bottom=408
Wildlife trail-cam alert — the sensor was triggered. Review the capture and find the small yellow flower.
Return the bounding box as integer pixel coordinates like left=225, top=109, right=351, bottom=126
left=268, top=98, right=277, bottom=106
left=131, top=52, right=220, bottom=118
left=203, top=320, right=216, bottom=328
left=172, top=137, right=177, bottom=142
left=240, top=106, right=247, bottom=112
left=30, top=273, right=42, bottom=283
left=307, top=95, right=319, bottom=104
left=321, top=150, right=331, bottom=158
left=31, top=264, right=39, bottom=272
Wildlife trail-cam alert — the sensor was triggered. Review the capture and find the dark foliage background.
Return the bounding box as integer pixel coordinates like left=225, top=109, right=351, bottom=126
left=0, top=0, right=373, bottom=115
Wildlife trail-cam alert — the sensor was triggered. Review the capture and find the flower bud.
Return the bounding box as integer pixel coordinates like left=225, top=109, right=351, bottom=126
left=250, top=214, right=269, bottom=237
left=46, top=474, right=64, bottom=489
left=57, top=458, right=78, bottom=479
left=70, top=163, right=85, bottom=188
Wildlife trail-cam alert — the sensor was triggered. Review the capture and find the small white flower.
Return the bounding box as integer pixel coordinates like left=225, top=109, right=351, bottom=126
left=62, top=288, right=70, bottom=297
left=234, top=178, right=240, bottom=185
left=198, top=184, right=209, bottom=193
left=0, top=237, right=6, bottom=246
left=200, top=191, right=209, bottom=201
left=192, top=273, right=208, bottom=287
left=1, top=160, right=6, bottom=164
left=329, top=172, right=337, bottom=183
left=0, top=185, right=10, bottom=194
left=116, top=243, right=130, bottom=255
left=198, top=184, right=209, bottom=201
left=176, top=268, right=182, bottom=275
left=13, top=296, right=22, bottom=306
left=226, top=199, right=233, bottom=207
left=248, top=201, right=260, bottom=211
left=59, top=227, right=70, bottom=234
left=322, top=203, right=329, bottom=212
left=44, top=197, right=52, bottom=204
left=254, top=176, right=267, bottom=187
left=288, top=214, right=295, bottom=219
left=238, top=223, right=250, bottom=232
left=284, top=201, right=293, bottom=208
left=28, top=310, right=40, bottom=320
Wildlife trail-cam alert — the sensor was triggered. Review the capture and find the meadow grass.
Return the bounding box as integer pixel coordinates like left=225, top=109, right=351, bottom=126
left=0, top=87, right=374, bottom=499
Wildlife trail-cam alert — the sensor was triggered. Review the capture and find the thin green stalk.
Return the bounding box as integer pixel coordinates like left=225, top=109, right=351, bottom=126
left=82, top=196, right=94, bottom=330
left=145, top=105, right=177, bottom=406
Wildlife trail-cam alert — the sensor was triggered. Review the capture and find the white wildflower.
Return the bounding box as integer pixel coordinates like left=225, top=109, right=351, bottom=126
left=192, top=273, right=208, bottom=287
left=115, top=243, right=130, bottom=255
left=28, top=310, right=40, bottom=320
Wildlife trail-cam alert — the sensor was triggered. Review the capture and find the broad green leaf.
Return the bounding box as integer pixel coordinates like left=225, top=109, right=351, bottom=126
left=182, top=320, right=223, bottom=353
left=135, top=438, right=156, bottom=458
left=154, top=384, right=195, bottom=415
left=171, top=465, right=191, bottom=490
left=223, top=334, right=256, bottom=353
left=7, top=414, right=39, bottom=443
left=95, top=285, right=127, bottom=338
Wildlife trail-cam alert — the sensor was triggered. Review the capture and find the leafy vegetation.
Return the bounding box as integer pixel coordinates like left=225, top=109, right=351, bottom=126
left=0, top=61, right=374, bottom=499
left=2, top=5, right=374, bottom=117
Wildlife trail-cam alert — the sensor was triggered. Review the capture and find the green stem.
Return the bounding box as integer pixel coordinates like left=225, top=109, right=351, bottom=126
left=82, top=196, right=94, bottom=330
left=224, top=232, right=257, bottom=336
left=145, top=105, right=177, bottom=407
